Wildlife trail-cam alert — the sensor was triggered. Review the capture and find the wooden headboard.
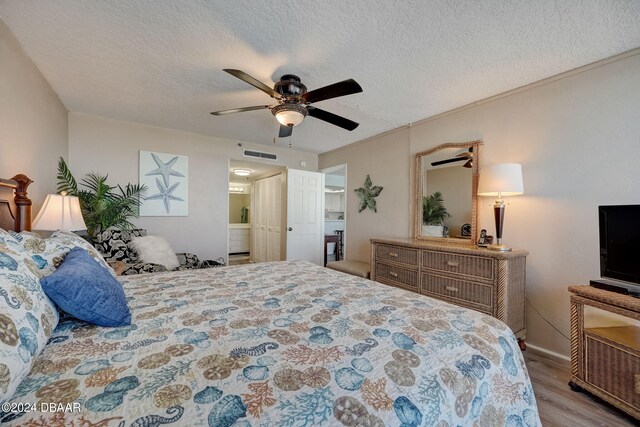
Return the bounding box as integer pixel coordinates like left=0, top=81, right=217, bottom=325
left=0, top=174, right=33, bottom=232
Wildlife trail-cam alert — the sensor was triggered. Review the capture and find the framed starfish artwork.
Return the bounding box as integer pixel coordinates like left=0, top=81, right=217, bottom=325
left=139, top=151, right=188, bottom=216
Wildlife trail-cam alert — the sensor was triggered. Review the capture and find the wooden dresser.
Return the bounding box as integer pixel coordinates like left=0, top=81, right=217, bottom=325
left=370, top=238, right=528, bottom=341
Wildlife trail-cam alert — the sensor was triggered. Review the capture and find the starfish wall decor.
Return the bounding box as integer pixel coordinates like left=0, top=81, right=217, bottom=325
left=354, top=175, right=383, bottom=213
left=145, top=152, right=186, bottom=186
left=139, top=151, right=189, bottom=216
left=144, top=178, right=184, bottom=214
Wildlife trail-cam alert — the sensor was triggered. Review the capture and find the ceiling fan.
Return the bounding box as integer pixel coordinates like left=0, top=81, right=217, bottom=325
left=210, top=69, right=363, bottom=138
left=431, top=147, right=474, bottom=168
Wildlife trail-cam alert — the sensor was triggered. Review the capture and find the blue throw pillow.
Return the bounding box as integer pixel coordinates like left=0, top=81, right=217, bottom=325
left=40, top=247, right=131, bottom=327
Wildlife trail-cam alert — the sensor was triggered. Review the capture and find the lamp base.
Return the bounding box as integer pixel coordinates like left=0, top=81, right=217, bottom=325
left=487, top=243, right=512, bottom=252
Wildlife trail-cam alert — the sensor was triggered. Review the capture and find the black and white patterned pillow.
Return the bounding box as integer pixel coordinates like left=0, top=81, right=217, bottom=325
left=93, top=228, right=146, bottom=263
left=174, top=253, right=225, bottom=269
left=176, top=252, right=200, bottom=269
left=121, top=262, right=168, bottom=275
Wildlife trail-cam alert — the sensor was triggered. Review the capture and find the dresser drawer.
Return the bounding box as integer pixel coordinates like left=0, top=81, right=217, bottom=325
left=421, top=273, right=493, bottom=311
left=229, top=229, right=250, bottom=253
left=375, top=261, right=418, bottom=292
left=229, top=229, right=250, bottom=241
left=422, top=251, right=494, bottom=281
left=585, top=330, right=640, bottom=409
left=376, top=244, right=419, bottom=267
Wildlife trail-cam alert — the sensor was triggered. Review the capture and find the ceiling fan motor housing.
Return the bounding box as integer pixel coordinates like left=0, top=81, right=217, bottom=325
left=274, top=74, right=307, bottom=98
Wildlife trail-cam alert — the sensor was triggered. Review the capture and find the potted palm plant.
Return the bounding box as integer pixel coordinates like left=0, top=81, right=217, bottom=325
left=422, top=191, right=451, bottom=237
left=56, top=157, right=147, bottom=239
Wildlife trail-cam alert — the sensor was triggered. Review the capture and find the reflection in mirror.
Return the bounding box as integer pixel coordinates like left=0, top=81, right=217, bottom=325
left=414, top=141, right=481, bottom=242
left=422, top=155, right=472, bottom=237
left=229, top=193, right=250, bottom=224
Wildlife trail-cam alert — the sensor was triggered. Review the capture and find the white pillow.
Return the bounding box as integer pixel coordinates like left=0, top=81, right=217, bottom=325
left=130, top=235, right=180, bottom=270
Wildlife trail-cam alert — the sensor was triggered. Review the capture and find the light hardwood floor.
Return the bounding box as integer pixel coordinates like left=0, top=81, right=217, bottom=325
left=228, top=254, right=251, bottom=266
left=524, top=350, right=638, bottom=426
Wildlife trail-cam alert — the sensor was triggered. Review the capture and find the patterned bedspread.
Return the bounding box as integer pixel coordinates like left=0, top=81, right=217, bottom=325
left=2, top=261, right=540, bottom=426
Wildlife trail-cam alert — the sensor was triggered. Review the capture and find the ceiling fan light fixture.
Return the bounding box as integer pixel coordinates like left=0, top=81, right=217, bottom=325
left=233, top=168, right=252, bottom=177
left=272, top=104, right=307, bottom=127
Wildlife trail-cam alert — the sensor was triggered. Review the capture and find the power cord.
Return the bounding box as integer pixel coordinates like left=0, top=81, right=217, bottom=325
left=525, top=298, right=570, bottom=341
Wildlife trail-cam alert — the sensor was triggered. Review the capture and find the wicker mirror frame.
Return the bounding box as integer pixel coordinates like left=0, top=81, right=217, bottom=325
left=414, top=140, right=483, bottom=243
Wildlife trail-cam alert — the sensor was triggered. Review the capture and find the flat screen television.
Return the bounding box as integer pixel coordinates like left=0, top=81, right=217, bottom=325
left=599, top=205, right=640, bottom=286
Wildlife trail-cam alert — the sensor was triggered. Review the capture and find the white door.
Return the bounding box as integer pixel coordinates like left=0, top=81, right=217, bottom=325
left=252, top=174, right=283, bottom=263
left=286, top=169, right=324, bottom=265
left=252, top=178, right=267, bottom=262
left=266, top=174, right=281, bottom=261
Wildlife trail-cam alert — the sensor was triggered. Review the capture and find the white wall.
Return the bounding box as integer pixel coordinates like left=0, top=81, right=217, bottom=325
left=68, top=113, right=317, bottom=261
left=325, top=174, right=345, bottom=187
left=0, top=19, right=68, bottom=211
left=320, top=51, right=640, bottom=357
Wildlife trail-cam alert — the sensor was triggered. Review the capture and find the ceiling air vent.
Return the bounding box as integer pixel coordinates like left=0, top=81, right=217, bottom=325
left=243, top=149, right=278, bottom=161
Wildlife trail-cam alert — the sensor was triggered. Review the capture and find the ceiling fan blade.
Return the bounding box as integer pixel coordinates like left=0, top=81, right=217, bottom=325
left=302, top=79, right=363, bottom=104
left=223, top=69, right=280, bottom=99
left=307, top=106, right=359, bottom=131
left=210, top=105, right=271, bottom=116
left=431, top=157, right=467, bottom=167
left=278, top=124, right=293, bottom=138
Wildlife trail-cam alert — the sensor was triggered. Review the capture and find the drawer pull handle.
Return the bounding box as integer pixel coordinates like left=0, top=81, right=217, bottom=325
left=445, top=286, right=459, bottom=292
left=635, top=374, right=640, bottom=395
left=388, top=252, right=399, bottom=258
left=446, top=261, right=459, bottom=267
left=389, top=272, right=398, bottom=278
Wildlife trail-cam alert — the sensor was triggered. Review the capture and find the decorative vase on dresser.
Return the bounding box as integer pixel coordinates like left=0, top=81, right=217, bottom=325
left=370, top=237, right=528, bottom=348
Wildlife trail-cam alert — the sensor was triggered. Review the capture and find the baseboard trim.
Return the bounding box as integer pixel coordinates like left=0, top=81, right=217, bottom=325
left=526, top=343, right=570, bottom=364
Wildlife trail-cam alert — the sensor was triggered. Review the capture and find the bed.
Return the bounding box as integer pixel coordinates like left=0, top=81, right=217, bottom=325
left=1, top=175, right=540, bottom=426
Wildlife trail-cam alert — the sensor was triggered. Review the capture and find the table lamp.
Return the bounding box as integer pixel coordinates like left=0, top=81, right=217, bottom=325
left=477, top=163, right=523, bottom=252
left=32, top=193, right=87, bottom=231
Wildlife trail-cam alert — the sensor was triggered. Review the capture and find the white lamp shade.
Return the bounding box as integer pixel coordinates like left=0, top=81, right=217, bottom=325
left=478, top=163, right=524, bottom=196
left=275, top=110, right=305, bottom=127
left=32, top=194, right=87, bottom=231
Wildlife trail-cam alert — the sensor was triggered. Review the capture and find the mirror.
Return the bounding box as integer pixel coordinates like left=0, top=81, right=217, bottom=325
left=414, top=140, right=482, bottom=243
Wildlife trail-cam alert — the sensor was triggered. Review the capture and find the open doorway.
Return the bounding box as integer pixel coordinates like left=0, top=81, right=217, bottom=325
left=228, top=159, right=285, bottom=265
left=321, top=164, right=347, bottom=264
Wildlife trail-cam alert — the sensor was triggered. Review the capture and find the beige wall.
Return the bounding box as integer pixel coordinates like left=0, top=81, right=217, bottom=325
left=320, top=52, right=640, bottom=357
left=425, top=166, right=472, bottom=235
left=0, top=19, right=68, bottom=212
left=320, top=128, right=411, bottom=262
left=68, top=113, right=317, bottom=260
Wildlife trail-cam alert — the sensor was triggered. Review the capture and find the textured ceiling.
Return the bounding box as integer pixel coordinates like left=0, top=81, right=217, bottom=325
left=1, top=1, right=639, bottom=153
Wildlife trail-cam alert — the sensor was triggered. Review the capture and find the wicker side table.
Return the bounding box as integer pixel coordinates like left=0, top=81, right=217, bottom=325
left=568, top=285, right=640, bottom=419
